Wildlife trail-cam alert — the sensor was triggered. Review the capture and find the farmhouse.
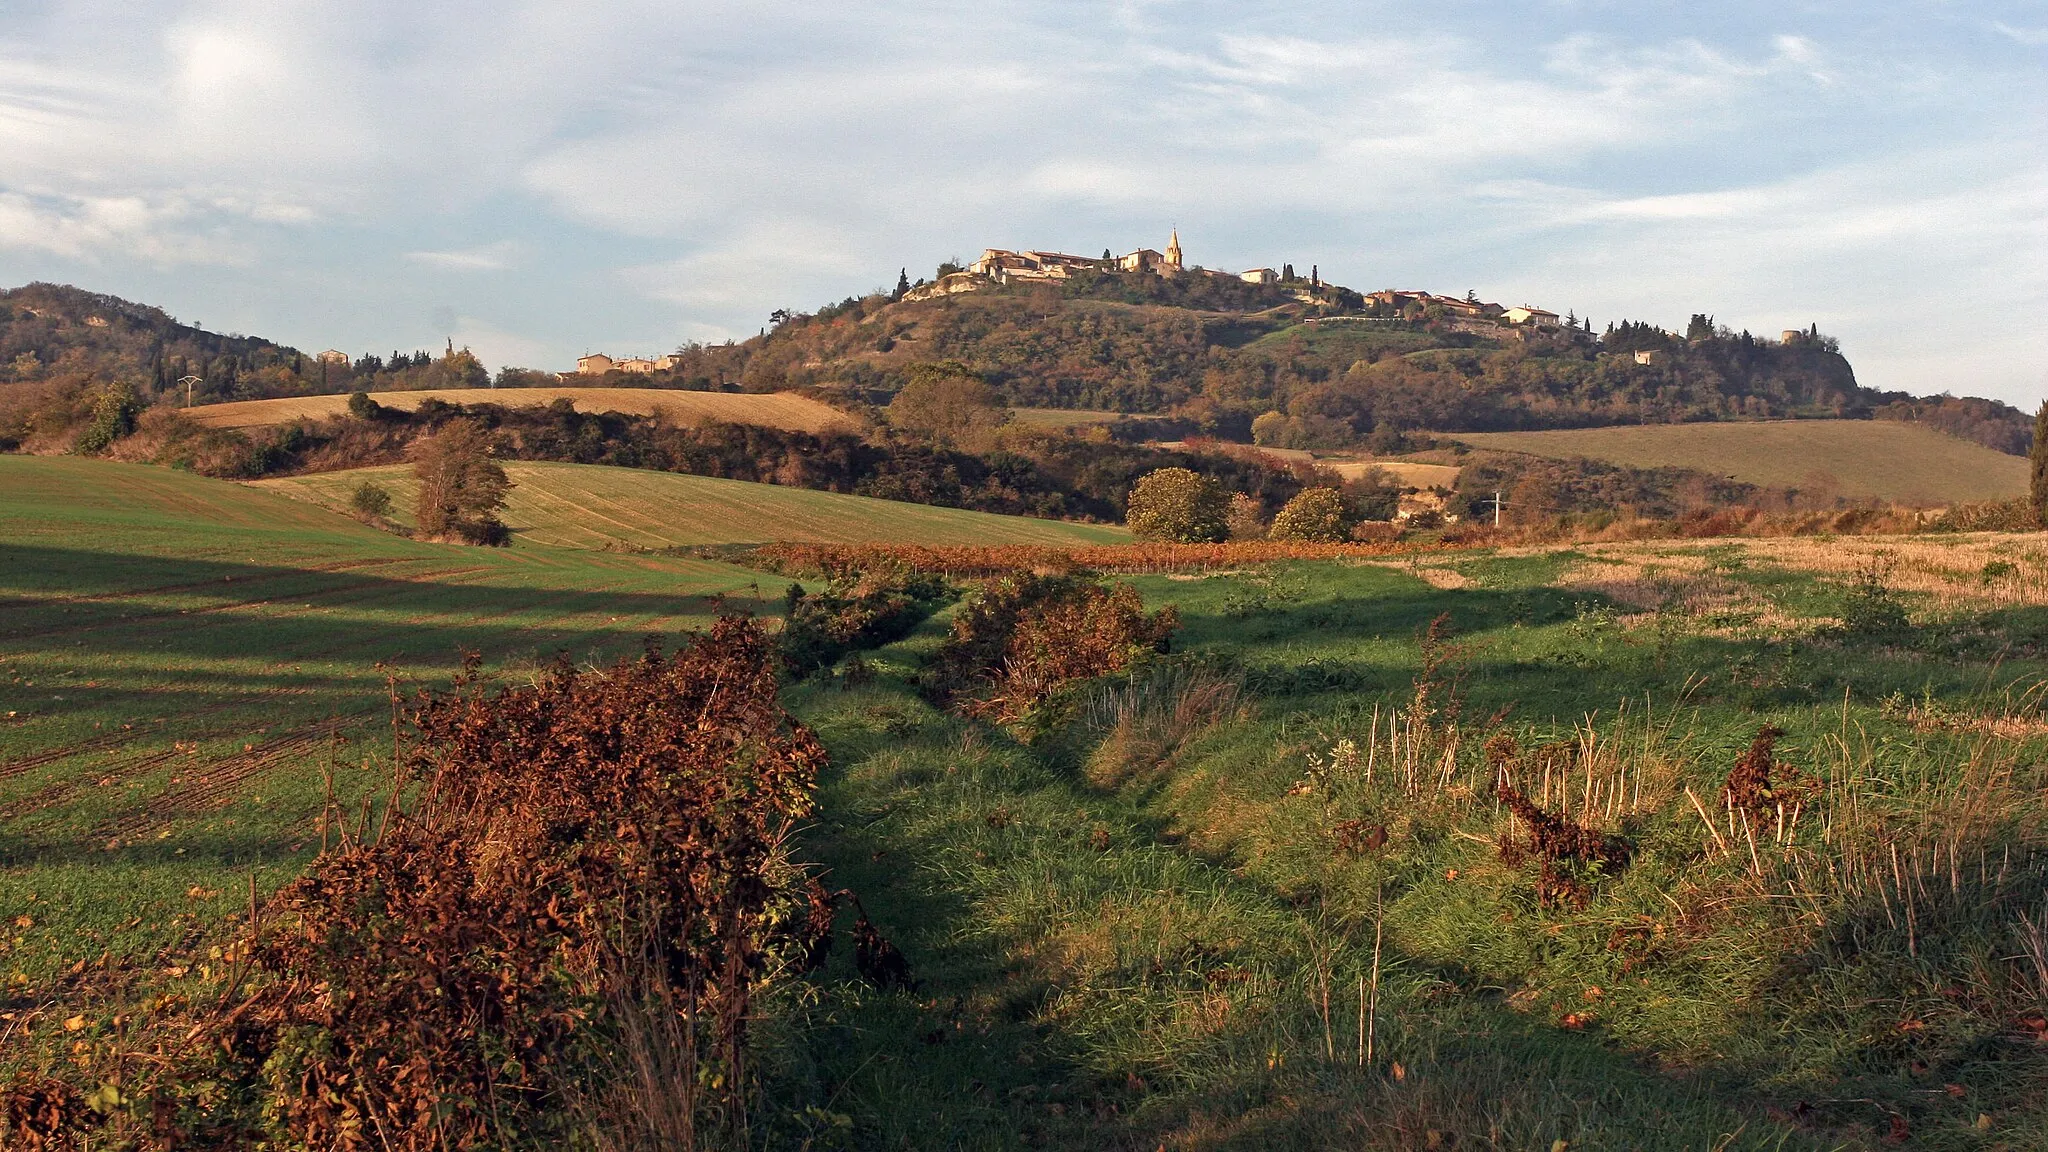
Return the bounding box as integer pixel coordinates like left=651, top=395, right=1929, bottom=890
left=1503, top=305, right=1562, bottom=328
left=575, top=353, right=681, bottom=376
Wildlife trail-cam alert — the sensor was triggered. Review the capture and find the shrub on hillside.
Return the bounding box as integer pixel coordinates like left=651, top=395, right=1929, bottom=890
left=70, top=383, right=140, bottom=454
left=779, top=567, right=952, bottom=676
left=1125, top=466, right=1229, bottom=543
left=348, top=479, right=393, bottom=520
left=1268, top=486, right=1353, bottom=542
left=921, top=573, right=1179, bottom=722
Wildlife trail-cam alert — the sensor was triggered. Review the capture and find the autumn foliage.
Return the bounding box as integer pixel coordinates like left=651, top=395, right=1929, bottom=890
left=4, top=617, right=829, bottom=1150
left=921, top=573, right=1179, bottom=722
left=749, top=538, right=1457, bottom=578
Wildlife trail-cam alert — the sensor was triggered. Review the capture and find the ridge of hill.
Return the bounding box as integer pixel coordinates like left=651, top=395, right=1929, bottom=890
left=186, top=387, right=858, bottom=433
left=253, top=460, right=1130, bottom=549
left=652, top=275, right=2032, bottom=455
left=4, top=279, right=2032, bottom=462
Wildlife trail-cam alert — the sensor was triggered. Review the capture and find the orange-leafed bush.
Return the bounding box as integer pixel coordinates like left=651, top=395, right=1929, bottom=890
left=750, top=538, right=1460, bottom=578
left=0, top=618, right=846, bottom=1152
left=921, top=573, right=1179, bottom=722
left=238, top=617, right=824, bottom=1149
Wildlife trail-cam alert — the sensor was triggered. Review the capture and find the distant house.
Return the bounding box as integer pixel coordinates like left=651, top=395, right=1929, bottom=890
left=1433, top=295, right=1504, bottom=320
left=84, top=315, right=108, bottom=328
left=1634, top=349, right=1660, bottom=365
left=576, top=353, right=615, bottom=375
left=616, top=357, right=657, bottom=374
left=1239, top=268, right=1279, bottom=284
left=317, top=349, right=350, bottom=365
left=1503, top=306, right=1562, bottom=328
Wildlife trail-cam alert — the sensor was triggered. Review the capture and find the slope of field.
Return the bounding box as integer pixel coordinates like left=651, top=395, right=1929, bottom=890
left=1326, top=459, right=1462, bottom=488
left=1007, top=407, right=1125, bottom=427
left=0, top=455, right=783, bottom=988
left=254, top=461, right=1130, bottom=549
left=1450, top=419, right=2025, bottom=503
left=182, top=387, right=860, bottom=433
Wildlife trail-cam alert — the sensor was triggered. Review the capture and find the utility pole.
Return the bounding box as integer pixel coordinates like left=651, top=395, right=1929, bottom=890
left=1493, top=490, right=1505, bottom=528
left=178, top=374, right=202, bottom=409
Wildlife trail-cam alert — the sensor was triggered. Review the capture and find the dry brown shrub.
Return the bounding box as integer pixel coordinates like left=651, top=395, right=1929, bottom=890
left=922, top=573, right=1180, bottom=723
left=1723, top=725, right=1815, bottom=816
left=0, top=1075, right=96, bottom=1151
left=1495, top=776, right=1633, bottom=908
left=237, top=618, right=824, bottom=1148
left=749, top=538, right=1461, bottom=578
left=1, top=617, right=834, bottom=1151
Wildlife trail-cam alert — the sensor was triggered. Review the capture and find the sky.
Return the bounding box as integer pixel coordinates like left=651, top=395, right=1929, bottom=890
left=0, top=1, right=2043, bottom=403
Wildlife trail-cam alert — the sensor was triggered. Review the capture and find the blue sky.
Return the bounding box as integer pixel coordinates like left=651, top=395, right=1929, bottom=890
left=0, top=1, right=2042, bottom=402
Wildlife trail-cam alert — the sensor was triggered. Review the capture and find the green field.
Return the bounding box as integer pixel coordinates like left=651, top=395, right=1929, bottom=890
left=1450, top=419, right=2027, bottom=503
left=254, top=461, right=1128, bottom=549
left=765, top=540, right=2048, bottom=1148
left=14, top=451, right=2048, bottom=1147
left=0, top=456, right=786, bottom=990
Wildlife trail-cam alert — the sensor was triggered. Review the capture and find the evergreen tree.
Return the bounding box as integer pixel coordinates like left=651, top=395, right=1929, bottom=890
left=893, top=268, right=909, bottom=301
left=2030, top=401, right=2048, bottom=524
left=1102, top=248, right=1112, bottom=261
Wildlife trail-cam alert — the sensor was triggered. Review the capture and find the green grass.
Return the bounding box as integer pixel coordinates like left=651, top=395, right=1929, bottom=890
left=14, top=450, right=2048, bottom=1148
left=0, top=455, right=781, bottom=995
left=253, top=460, right=1130, bottom=549
left=767, top=545, right=2048, bottom=1149
left=1450, top=420, right=2026, bottom=503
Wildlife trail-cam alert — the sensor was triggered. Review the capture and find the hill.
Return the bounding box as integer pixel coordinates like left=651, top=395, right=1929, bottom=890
left=185, top=387, right=857, bottom=433
left=5, top=278, right=2033, bottom=467
left=253, top=460, right=1130, bottom=548
left=1450, top=419, right=2026, bottom=504
left=654, top=275, right=2038, bottom=456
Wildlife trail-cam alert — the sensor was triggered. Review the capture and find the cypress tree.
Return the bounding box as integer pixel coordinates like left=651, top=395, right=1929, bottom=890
left=893, top=268, right=909, bottom=300
left=2031, top=401, right=2048, bottom=524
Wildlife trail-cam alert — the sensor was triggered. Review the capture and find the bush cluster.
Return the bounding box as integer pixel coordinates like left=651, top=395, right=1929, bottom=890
left=779, top=567, right=952, bottom=676
left=3, top=618, right=830, bottom=1150
left=920, top=573, right=1179, bottom=722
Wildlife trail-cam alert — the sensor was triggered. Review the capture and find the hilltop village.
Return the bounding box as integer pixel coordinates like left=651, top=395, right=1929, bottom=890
left=568, top=233, right=1579, bottom=374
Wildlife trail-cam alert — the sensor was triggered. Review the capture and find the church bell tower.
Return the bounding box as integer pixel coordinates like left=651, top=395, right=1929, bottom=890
left=1165, top=229, right=1183, bottom=270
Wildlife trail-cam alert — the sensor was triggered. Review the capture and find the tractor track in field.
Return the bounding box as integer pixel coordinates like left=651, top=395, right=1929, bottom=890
left=0, top=745, right=192, bottom=824
left=0, top=691, right=314, bottom=787
left=91, top=714, right=370, bottom=845
left=0, top=566, right=495, bottom=646
left=23, top=557, right=415, bottom=606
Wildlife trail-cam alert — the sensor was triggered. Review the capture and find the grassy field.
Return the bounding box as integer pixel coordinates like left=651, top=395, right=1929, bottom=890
left=181, top=387, right=860, bottom=433
left=253, top=460, right=1129, bottom=549
left=16, top=447, right=2048, bottom=1147
left=1326, top=459, right=1462, bottom=488
left=761, top=533, right=2048, bottom=1149
left=1450, top=420, right=2026, bottom=503
left=0, top=455, right=783, bottom=994
left=1008, top=407, right=1128, bottom=427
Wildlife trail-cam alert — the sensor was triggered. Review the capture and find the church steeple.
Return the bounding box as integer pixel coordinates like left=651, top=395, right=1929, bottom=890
left=1165, top=229, right=1183, bottom=270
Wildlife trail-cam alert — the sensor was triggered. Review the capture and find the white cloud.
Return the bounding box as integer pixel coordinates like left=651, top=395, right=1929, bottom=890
left=0, top=190, right=247, bottom=264
left=403, top=242, right=520, bottom=272
left=0, top=2, right=2038, bottom=401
